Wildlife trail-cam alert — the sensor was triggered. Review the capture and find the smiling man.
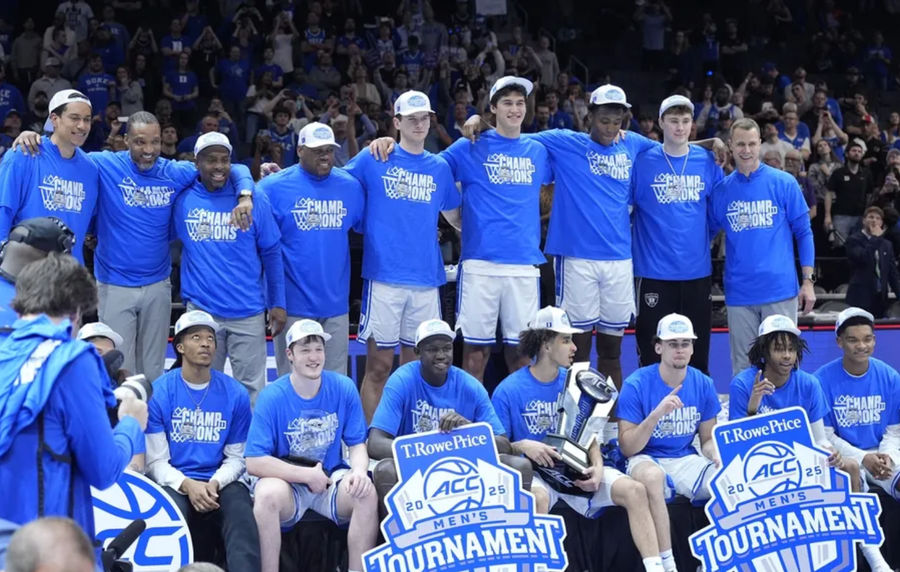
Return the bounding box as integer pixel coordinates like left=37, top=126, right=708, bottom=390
left=0, top=90, right=97, bottom=264
left=343, top=91, right=459, bottom=422
left=257, top=122, right=365, bottom=376
left=7, top=111, right=256, bottom=383
left=711, top=118, right=816, bottom=375
left=172, top=132, right=286, bottom=403
left=246, top=319, right=377, bottom=572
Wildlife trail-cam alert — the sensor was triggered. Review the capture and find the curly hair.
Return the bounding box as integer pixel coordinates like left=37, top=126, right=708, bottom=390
left=518, top=328, right=559, bottom=360
left=747, top=331, right=809, bottom=371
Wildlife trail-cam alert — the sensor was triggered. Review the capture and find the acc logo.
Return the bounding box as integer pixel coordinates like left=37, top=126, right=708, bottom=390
left=363, top=423, right=567, bottom=572
left=423, top=458, right=484, bottom=515
left=690, top=407, right=883, bottom=572
left=408, top=94, right=427, bottom=107
left=93, top=470, right=193, bottom=571
left=313, top=127, right=331, bottom=139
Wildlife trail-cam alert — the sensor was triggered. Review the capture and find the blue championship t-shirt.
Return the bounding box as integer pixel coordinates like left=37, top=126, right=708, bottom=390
left=245, top=372, right=367, bottom=473
left=815, top=358, right=900, bottom=450
left=0, top=137, right=99, bottom=263
left=710, top=163, right=814, bottom=306
left=441, top=130, right=552, bottom=265
left=492, top=366, right=565, bottom=441
left=728, top=367, right=829, bottom=422
left=371, top=361, right=506, bottom=437
left=529, top=129, right=656, bottom=261
left=345, top=147, right=460, bottom=287
left=147, top=369, right=251, bottom=481
left=173, top=180, right=284, bottom=318
left=631, top=145, right=724, bottom=280
left=618, top=365, right=720, bottom=458
left=258, top=165, right=365, bottom=318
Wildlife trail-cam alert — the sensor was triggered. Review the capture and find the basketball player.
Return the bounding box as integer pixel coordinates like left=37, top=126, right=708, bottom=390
left=631, top=95, right=724, bottom=374
left=618, top=314, right=720, bottom=571
left=492, top=306, right=668, bottom=572
left=246, top=320, right=377, bottom=572
left=344, top=91, right=459, bottom=421
left=732, top=313, right=886, bottom=570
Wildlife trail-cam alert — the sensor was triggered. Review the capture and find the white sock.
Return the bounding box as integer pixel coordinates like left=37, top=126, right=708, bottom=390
left=643, top=556, right=665, bottom=571
left=860, top=544, right=891, bottom=571
left=660, top=549, right=677, bottom=572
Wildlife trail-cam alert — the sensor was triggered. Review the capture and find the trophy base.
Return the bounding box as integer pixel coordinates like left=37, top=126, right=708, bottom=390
left=534, top=434, right=593, bottom=497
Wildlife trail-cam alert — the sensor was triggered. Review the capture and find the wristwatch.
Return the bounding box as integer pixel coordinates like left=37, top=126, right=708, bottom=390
left=802, top=272, right=817, bottom=284
left=238, top=189, right=253, bottom=201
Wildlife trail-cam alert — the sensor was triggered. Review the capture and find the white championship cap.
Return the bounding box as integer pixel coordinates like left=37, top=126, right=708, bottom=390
left=415, top=319, right=456, bottom=346
left=285, top=319, right=332, bottom=347
left=489, top=75, right=534, bottom=102
left=174, top=310, right=219, bottom=337
left=299, top=122, right=340, bottom=148
left=194, top=131, right=233, bottom=155
left=48, top=89, right=91, bottom=114
left=589, top=84, right=631, bottom=108
left=658, top=94, right=694, bottom=118
left=758, top=314, right=801, bottom=337
left=394, top=90, right=434, bottom=115
left=77, top=322, right=124, bottom=348
left=656, top=313, right=698, bottom=340
left=835, top=307, right=875, bottom=334
left=528, top=306, right=583, bottom=335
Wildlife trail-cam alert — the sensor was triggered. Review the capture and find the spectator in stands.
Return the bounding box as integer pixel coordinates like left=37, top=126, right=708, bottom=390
left=308, top=50, right=341, bottom=101
left=128, top=27, right=158, bottom=68
left=759, top=121, right=793, bottom=166
left=254, top=47, right=283, bottom=91
left=0, top=64, right=24, bottom=122
left=268, top=12, right=297, bottom=76
left=244, top=71, right=277, bottom=145
left=57, top=0, right=93, bottom=44
left=762, top=149, right=783, bottom=169
left=115, top=65, right=142, bottom=116
left=131, top=52, right=159, bottom=106
left=146, top=310, right=260, bottom=572
left=28, top=59, right=70, bottom=114
left=825, top=140, right=873, bottom=245
left=618, top=314, right=720, bottom=521
left=258, top=123, right=364, bottom=376
left=247, top=319, right=377, bottom=572
left=160, top=18, right=188, bottom=74
left=191, top=28, right=224, bottom=96
left=529, top=101, right=551, bottom=133
left=711, top=118, right=815, bottom=374
left=535, top=34, right=559, bottom=88
left=865, top=31, right=892, bottom=92
left=77, top=53, right=113, bottom=113
left=883, top=111, right=900, bottom=146
left=845, top=206, right=900, bottom=318
left=777, top=103, right=811, bottom=161
left=696, top=86, right=743, bottom=139
left=10, top=18, right=41, bottom=87
left=267, top=104, right=296, bottom=167
left=164, top=51, right=199, bottom=132
left=210, top=46, right=250, bottom=123
left=811, top=106, right=848, bottom=163
left=172, top=132, right=286, bottom=403
left=300, top=12, right=329, bottom=71
left=784, top=149, right=818, bottom=219
left=351, top=66, right=380, bottom=109
left=844, top=90, right=875, bottom=139
left=809, top=139, right=840, bottom=200
left=544, top=90, right=573, bottom=130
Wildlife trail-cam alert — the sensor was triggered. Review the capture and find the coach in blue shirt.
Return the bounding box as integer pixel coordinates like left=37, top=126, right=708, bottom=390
left=711, top=117, right=815, bottom=375
left=258, top=122, right=365, bottom=377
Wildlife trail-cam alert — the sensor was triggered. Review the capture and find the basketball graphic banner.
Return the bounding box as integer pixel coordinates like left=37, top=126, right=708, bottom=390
left=362, top=422, right=568, bottom=572
left=690, top=407, right=883, bottom=571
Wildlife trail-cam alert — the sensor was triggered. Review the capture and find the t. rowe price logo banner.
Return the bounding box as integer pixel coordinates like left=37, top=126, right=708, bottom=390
left=363, top=422, right=567, bottom=572
left=690, top=407, right=883, bottom=571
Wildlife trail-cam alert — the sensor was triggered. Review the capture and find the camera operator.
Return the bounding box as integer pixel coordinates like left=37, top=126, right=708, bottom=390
left=0, top=216, right=75, bottom=329
left=0, top=253, right=147, bottom=553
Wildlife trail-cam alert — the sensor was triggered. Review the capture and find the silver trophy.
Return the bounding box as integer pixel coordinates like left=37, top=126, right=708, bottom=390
left=536, top=361, right=618, bottom=496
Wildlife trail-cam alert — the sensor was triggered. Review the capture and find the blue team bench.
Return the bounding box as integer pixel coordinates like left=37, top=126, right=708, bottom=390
left=188, top=490, right=900, bottom=571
